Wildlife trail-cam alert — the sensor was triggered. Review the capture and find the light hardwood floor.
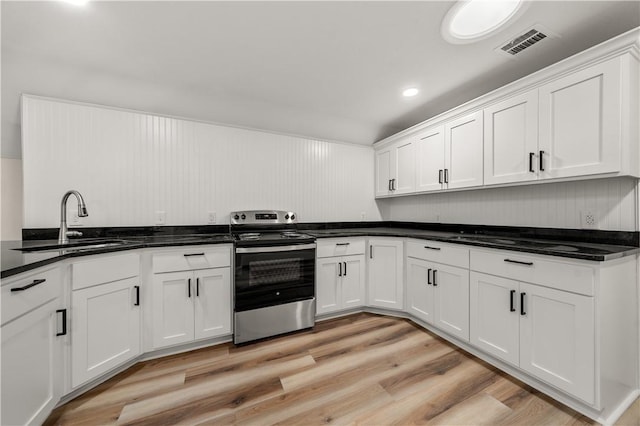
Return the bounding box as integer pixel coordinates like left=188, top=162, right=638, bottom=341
left=45, top=313, right=639, bottom=425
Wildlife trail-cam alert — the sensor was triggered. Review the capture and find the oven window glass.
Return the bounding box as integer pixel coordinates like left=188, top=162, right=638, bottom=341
left=249, top=258, right=301, bottom=285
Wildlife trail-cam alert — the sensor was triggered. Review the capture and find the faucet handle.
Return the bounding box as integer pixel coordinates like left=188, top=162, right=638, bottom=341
left=66, top=230, right=83, bottom=238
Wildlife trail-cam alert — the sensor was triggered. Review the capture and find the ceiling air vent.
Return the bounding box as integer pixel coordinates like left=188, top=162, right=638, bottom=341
left=495, top=25, right=558, bottom=58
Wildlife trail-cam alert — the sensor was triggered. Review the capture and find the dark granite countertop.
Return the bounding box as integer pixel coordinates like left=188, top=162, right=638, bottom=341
left=306, top=227, right=640, bottom=262
left=1, top=234, right=233, bottom=279
left=3, top=223, right=639, bottom=278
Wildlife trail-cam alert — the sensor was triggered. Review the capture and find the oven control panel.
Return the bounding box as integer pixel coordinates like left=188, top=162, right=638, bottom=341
left=230, top=210, right=297, bottom=225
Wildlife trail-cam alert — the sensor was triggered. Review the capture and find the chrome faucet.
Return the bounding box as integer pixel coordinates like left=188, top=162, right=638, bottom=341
left=59, top=190, right=89, bottom=244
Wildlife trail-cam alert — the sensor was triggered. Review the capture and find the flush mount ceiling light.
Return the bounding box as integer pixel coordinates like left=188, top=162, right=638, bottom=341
left=60, top=0, right=90, bottom=6
left=442, top=0, right=525, bottom=44
left=403, top=88, right=419, bottom=97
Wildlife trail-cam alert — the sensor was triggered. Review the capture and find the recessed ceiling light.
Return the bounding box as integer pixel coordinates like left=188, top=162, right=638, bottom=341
left=442, top=0, right=525, bottom=44
left=403, top=88, right=419, bottom=97
left=60, top=0, right=90, bottom=6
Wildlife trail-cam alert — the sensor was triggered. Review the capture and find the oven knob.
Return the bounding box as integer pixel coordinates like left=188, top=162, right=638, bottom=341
left=241, top=214, right=246, bottom=220
left=233, top=214, right=239, bottom=220
left=290, top=214, right=295, bottom=220
left=285, top=214, right=290, bottom=220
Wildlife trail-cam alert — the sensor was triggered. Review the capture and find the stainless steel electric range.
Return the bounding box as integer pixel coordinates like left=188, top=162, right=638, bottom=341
left=231, top=210, right=316, bottom=344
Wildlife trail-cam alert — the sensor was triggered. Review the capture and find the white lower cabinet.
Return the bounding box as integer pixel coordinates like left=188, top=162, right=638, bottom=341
left=70, top=253, right=141, bottom=388
left=152, top=268, right=231, bottom=348
left=316, top=255, right=365, bottom=315
left=316, top=238, right=366, bottom=315
left=367, top=238, right=404, bottom=310
left=470, top=259, right=596, bottom=405
left=71, top=277, right=141, bottom=388
left=1, top=267, right=65, bottom=426
left=406, top=240, right=470, bottom=341
left=151, top=246, right=232, bottom=350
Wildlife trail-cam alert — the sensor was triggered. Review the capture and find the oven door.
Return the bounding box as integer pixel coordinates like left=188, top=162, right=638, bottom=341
left=234, top=243, right=315, bottom=312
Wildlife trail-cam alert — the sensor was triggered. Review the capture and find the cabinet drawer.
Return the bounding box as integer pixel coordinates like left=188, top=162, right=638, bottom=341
left=1, top=267, right=61, bottom=325
left=406, top=239, right=469, bottom=268
left=72, top=253, right=140, bottom=290
left=470, top=249, right=594, bottom=296
left=152, top=245, right=231, bottom=273
left=316, top=238, right=366, bottom=258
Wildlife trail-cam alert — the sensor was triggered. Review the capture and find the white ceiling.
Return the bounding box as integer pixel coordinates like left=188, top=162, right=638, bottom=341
left=2, top=1, right=639, bottom=156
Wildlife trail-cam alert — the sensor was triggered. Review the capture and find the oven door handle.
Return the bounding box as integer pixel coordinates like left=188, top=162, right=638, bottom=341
left=235, top=243, right=316, bottom=253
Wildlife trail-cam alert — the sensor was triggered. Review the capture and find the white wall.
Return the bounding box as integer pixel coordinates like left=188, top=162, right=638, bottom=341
left=21, top=96, right=381, bottom=228
left=0, top=158, right=23, bottom=240
left=378, top=177, right=638, bottom=231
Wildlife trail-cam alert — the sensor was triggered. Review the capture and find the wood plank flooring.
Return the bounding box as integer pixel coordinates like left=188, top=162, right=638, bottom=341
left=44, top=313, right=638, bottom=425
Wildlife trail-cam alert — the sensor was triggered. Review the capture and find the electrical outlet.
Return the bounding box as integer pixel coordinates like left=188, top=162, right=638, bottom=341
left=360, top=212, right=366, bottom=221
left=208, top=211, right=217, bottom=224
left=581, top=210, right=598, bottom=229
left=155, top=210, right=166, bottom=225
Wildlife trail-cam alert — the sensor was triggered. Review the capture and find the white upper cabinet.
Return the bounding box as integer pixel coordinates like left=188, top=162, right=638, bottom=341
left=484, top=90, right=539, bottom=185
left=445, top=111, right=484, bottom=189
left=375, top=139, right=416, bottom=197
left=416, top=125, right=446, bottom=192
left=539, top=58, right=622, bottom=179
left=414, top=111, right=483, bottom=194
left=375, top=34, right=639, bottom=197
left=375, top=147, right=393, bottom=197
left=394, top=139, right=416, bottom=194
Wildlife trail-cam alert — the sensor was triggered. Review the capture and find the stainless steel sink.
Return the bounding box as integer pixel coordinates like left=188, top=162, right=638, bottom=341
left=15, top=239, right=131, bottom=253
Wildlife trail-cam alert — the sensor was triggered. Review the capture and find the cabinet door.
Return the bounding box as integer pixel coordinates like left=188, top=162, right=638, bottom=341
left=316, top=258, right=341, bottom=314
left=416, top=126, right=445, bottom=192
left=519, top=282, right=595, bottom=404
left=194, top=268, right=231, bottom=340
left=484, top=91, right=539, bottom=185
left=539, top=58, right=621, bottom=179
left=367, top=239, right=404, bottom=310
left=469, top=272, right=519, bottom=366
left=432, top=263, right=470, bottom=341
left=445, top=111, right=483, bottom=189
left=393, top=139, right=416, bottom=194
left=152, top=271, right=194, bottom=349
left=72, top=277, right=141, bottom=388
left=341, top=255, right=366, bottom=309
left=375, top=147, right=394, bottom=197
left=1, top=299, right=62, bottom=426
left=406, top=257, right=434, bottom=324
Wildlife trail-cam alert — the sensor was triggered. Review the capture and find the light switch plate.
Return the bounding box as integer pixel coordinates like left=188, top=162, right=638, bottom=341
left=155, top=210, right=166, bottom=225
left=208, top=211, right=217, bottom=224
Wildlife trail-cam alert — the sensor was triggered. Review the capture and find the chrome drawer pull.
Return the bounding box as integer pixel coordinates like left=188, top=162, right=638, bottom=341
left=11, top=278, right=46, bottom=292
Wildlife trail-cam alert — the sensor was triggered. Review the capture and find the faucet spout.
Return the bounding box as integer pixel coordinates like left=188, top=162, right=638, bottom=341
left=59, top=190, right=89, bottom=244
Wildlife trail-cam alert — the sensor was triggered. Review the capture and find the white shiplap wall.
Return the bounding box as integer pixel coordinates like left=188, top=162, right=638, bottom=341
left=22, top=96, right=380, bottom=228
left=379, top=178, right=638, bottom=231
